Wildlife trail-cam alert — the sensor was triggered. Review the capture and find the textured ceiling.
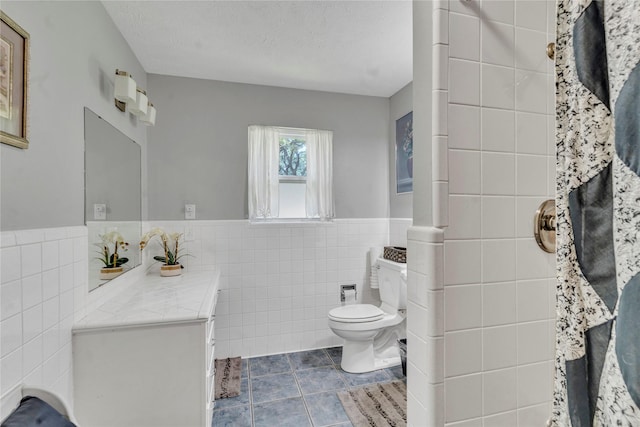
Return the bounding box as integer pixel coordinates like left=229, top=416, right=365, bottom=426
left=102, top=1, right=412, bottom=97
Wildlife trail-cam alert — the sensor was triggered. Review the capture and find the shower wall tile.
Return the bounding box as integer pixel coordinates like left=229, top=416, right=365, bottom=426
left=482, top=153, right=515, bottom=195
left=517, top=361, right=553, bottom=407
left=515, top=1, right=548, bottom=32
left=481, top=108, right=515, bottom=152
left=444, top=329, right=482, bottom=377
left=517, top=279, right=550, bottom=322
left=433, top=8, right=450, bottom=45
left=449, top=59, right=480, bottom=106
left=484, top=411, right=517, bottom=427
left=446, top=195, right=481, bottom=240
left=449, top=13, right=480, bottom=61
left=516, top=154, right=548, bottom=196
left=481, top=239, right=516, bottom=283
left=515, top=28, right=549, bottom=73
left=517, top=321, right=551, bottom=365
left=481, top=0, right=514, bottom=25
left=481, top=196, right=515, bottom=239
left=444, top=285, right=482, bottom=331
left=444, top=1, right=556, bottom=425
left=445, top=373, right=483, bottom=422
left=482, top=325, right=517, bottom=371
left=482, top=282, right=517, bottom=327
left=518, top=402, right=552, bottom=427
left=449, top=150, right=481, bottom=194
left=449, top=0, right=477, bottom=16
left=444, top=241, right=481, bottom=285
left=448, top=104, right=480, bottom=150
left=482, top=368, right=517, bottom=415
left=433, top=136, right=449, bottom=182
left=433, top=45, right=450, bottom=90
left=516, top=112, right=548, bottom=155
left=481, top=64, right=515, bottom=110
left=515, top=70, right=548, bottom=114
left=481, top=21, right=515, bottom=68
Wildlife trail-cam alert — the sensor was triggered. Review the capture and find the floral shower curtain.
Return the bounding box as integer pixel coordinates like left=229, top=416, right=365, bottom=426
left=554, top=0, right=640, bottom=425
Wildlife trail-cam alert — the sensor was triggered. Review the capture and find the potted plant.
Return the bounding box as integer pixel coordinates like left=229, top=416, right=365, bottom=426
left=140, top=227, right=188, bottom=276
left=96, top=231, right=129, bottom=280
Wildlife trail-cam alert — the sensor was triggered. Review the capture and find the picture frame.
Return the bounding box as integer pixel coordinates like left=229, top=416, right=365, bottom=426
left=396, top=111, right=413, bottom=194
left=0, top=11, right=29, bottom=149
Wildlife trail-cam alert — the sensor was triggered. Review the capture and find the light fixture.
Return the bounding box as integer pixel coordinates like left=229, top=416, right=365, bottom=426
left=140, top=103, right=156, bottom=126
left=114, top=70, right=136, bottom=112
left=128, top=88, right=148, bottom=117
left=113, top=69, right=156, bottom=126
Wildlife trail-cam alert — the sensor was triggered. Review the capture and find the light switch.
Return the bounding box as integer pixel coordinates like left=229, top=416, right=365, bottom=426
left=94, top=204, right=106, bottom=220
left=185, top=204, right=196, bottom=220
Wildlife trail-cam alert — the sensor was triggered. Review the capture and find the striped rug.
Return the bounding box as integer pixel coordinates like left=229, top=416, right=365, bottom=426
left=214, top=357, right=242, bottom=399
left=338, top=380, right=407, bottom=427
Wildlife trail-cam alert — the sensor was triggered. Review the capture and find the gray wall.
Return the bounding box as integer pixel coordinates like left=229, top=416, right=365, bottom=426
left=389, top=82, right=413, bottom=218
left=147, top=75, right=391, bottom=220
left=0, top=1, right=147, bottom=231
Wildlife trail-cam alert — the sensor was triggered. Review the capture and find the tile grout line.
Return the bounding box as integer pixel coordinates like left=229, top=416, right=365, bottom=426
left=293, top=351, right=315, bottom=426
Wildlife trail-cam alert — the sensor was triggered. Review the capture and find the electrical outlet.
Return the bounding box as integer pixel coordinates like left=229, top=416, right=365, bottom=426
left=185, top=204, right=196, bottom=220
left=94, top=204, right=106, bottom=220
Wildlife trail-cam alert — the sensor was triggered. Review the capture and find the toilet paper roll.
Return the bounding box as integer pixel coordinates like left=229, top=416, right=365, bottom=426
left=343, top=289, right=357, bottom=305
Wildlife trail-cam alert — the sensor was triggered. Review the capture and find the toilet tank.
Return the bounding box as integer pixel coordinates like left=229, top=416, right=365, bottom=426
left=377, top=258, right=407, bottom=313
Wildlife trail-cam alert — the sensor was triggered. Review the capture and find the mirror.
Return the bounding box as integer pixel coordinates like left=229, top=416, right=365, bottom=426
left=84, top=108, right=142, bottom=291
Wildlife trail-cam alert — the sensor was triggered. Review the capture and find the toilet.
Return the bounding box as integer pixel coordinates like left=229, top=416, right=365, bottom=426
left=328, top=258, right=407, bottom=373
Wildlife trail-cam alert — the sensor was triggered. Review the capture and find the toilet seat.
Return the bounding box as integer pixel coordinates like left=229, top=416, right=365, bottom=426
left=328, top=304, right=384, bottom=323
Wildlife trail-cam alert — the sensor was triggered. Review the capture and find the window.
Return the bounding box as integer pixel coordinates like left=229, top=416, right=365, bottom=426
left=248, top=125, right=334, bottom=220
left=278, top=132, right=307, bottom=218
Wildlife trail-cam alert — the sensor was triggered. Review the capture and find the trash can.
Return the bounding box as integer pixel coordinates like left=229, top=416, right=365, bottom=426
left=398, top=338, right=407, bottom=376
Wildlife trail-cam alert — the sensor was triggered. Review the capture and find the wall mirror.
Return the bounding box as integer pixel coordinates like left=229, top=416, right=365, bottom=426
left=84, top=107, right=142, bottom=291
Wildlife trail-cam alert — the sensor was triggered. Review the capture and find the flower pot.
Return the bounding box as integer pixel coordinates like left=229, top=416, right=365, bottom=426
left=100, top=266, right=124, bottom=280
left=160, top=264, right=182, bottom=277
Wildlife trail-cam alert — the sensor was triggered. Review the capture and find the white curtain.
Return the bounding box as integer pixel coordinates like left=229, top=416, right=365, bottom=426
left=247, top=125, right=280, bottom=219
left=305, top=129, right=334, bottom=219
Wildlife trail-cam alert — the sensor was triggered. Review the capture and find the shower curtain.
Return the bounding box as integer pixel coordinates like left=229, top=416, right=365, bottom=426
left=554, top=0, right=640, bottom=425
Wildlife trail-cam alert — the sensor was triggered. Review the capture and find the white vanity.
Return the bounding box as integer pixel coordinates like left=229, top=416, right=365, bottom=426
left=72, top=270, right=220, bottom=427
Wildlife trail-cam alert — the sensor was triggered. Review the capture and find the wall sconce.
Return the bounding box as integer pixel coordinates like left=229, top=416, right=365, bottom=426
left=114, top=69, right=156, bottom=126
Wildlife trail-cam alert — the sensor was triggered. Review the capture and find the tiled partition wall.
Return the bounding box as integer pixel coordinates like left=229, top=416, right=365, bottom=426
left=146, top=219, right=412, bottom=358
left=435, top=1, right=557, bottom=425
left=0, top=227, right=88, bottom=418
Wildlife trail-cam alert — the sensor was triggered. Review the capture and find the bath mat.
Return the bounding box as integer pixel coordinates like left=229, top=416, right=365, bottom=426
left=214, top=357, right=242, bottom=399
left=338, top=380, right=407, bottom=427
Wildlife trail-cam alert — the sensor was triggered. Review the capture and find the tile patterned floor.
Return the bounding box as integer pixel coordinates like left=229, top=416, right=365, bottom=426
left=212, top=347, right=406, bottom=427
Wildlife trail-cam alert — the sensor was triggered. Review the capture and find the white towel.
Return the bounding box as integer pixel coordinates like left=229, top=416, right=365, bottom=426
left=369, top=247, right=383, bottom=289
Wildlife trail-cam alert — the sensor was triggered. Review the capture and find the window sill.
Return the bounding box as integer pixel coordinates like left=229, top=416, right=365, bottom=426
left=249, top=218, right=334, bottom=225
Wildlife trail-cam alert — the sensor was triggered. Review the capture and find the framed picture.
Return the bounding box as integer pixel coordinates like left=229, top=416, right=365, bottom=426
left=0, top=12, right=29, bottom=149
left=396, top=111, right=413, bottom=194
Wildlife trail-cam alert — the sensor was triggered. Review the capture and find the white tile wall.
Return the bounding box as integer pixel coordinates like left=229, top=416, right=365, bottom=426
left=439, top=1, right=557, bottom=426
left=0, top=226, right=88, bottom=419
left=144, top=219, right=399, bottom=358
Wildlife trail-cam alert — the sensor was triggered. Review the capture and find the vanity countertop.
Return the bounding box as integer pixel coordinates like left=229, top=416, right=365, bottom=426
left=74, top=269, right=220, bottom=331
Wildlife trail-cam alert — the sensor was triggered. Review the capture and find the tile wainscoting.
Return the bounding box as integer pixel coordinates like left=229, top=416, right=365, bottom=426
left=0, top=226, right=88, bottom=418
left=144, top=219, right=412, bottom=358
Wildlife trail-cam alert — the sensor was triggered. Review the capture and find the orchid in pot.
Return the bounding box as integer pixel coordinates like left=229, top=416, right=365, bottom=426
left=140, top=227, right=188, bottom=276
left=96, top=231, right=129, bottom=280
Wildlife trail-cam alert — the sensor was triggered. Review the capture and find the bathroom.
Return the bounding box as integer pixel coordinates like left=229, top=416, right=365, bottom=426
left=2, top=0, right=629, bottom=426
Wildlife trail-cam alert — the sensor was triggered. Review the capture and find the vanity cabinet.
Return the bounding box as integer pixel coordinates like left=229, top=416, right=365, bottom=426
left=73, top=270, right=219, bottom=427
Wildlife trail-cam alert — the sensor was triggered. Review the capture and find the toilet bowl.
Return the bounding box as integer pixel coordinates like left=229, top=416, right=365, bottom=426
left=328, top=258, right=407, bottom=373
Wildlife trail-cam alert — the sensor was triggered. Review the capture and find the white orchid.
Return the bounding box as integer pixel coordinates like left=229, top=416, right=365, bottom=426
left=95, top=230, right=129, bottom=268
left=140, top=227, right=188, bottom=266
